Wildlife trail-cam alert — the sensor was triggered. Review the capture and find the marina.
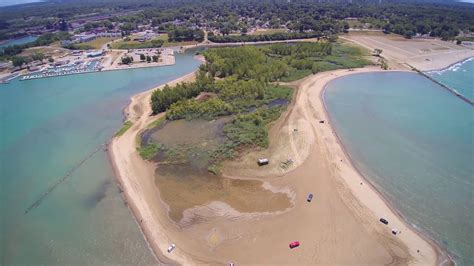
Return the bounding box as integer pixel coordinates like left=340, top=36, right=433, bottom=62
left=20, top=59, right=103, bottom=81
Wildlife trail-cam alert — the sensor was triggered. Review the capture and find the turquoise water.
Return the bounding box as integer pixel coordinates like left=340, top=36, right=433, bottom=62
left=0, top=51, right=201, bottom=264
left=324, top=71, right=473, bottom=265
left=0, top=36, right=38, bottom=51
left=427, top=58, right=474, bottom=102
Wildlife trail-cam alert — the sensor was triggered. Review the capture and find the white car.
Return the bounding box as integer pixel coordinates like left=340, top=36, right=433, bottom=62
left=167, top=243, right=176, bottom=253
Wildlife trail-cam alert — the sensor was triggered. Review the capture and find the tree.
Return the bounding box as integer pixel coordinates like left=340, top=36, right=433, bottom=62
left=146, top=55, right=151, bottom=62
left=373, top=48, right=383, bottom=57
left=404, top=30, right=415, bottom=39
left=150, top=39, right=164, bottom=48
left=11, top=56, right=29, bottom=67
left=121, top=56, right=133, bottom=65
left=152, top=55, right=159, bottom=62
left=58, top=19, right=69, bottom=31
left=32, top=53, right=45, bottom=61
left=140, top=54, right=146, bottom=61
left=48, top=57, right=54, bottom=63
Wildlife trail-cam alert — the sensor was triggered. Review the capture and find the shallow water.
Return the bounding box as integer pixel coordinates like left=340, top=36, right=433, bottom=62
left=427, top=58, right=474, bottom=102
left=145, top=118, right=292, bottom=223
left=324, top=71, right=473, bottom=265
left=0, top=51, right=201, bottom=264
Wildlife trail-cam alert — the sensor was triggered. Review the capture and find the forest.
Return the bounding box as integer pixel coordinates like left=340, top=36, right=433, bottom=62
left=1, top=0, right=473, bottom=43
left=146, top=42, right=370, bottom=167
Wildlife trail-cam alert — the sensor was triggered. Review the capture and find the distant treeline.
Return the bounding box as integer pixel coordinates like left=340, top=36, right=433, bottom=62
left=166, top=27, right=204, bottom=42
left=1, top=0, right=473, bottom=44
left=208, top=32, right=325, bottom=43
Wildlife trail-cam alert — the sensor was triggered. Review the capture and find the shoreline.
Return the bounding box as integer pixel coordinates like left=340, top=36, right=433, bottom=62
left=107, top=57, right=459, bottom=264
left=318, top=68, right=454, bottom=265
left=108, top=70, right=200, bottom=265
left=423, top=56, right=473, bottom=73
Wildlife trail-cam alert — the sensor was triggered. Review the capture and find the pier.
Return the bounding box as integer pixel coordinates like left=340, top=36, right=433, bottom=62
left=413, top=67, right=473, bottom=106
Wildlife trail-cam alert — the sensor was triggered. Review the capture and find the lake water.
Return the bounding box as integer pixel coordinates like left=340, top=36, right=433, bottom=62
left=0, top=36, right=38, bottom=51
left=324, top=71, right=473, bottom=265
left=0, top=51, right=201, bottom=264
left=427, top=57, right=474, bottom=102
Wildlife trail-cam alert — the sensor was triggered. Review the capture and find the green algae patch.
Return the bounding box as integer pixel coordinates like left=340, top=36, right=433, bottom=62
left=115, top=121, right=133, bottom=137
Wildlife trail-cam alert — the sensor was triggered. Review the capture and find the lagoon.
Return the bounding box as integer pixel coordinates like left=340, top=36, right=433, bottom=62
left=324, top=71, right=473, bottom=265
left=0, top=51, right=201, bottom=264
left=0, top=36, right=38, bottom=51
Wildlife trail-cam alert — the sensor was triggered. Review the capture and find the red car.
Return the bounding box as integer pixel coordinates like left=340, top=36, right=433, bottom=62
left=289, top=241, right=300, bottom=249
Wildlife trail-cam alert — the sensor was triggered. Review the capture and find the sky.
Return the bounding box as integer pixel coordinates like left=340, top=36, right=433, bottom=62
left=0, top=0, right=43, bottom=7
left=0, top=0, right=472, bottom=8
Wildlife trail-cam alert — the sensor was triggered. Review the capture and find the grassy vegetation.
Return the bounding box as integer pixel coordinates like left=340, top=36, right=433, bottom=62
left=249, top=28, right=288, bottom=35
left=75, top=37, right=116, bottom=50
left=456, top=36, right=474, bottom=42
left=111, top=36, right=164, bottom=50
left=154, top=34, right=198, bottom=47
left=115, top=121, right=133, bottom=137
left=280, top=42, right=371, bottom=82
left=111, top=34, right=198, bottom=50
left=281, top=69, right=313, bottom=82
left=146, top=42, right=369, bottom=172
left=137, top=143, right=162, bottom=160
left=146, top=116, right=166, bottom=129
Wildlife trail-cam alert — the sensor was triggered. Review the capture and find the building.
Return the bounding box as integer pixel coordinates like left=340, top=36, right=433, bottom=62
left=28, top=65, right=41, bottom=72
left=87, top=50, right=105, bottom=58
left=98, top=32, right=122, bottom=38
left=73, top=34, right=97, bottom=43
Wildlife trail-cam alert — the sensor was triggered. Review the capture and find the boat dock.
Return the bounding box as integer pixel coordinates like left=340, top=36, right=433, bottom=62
left=20, top=60, right=103, bottom=81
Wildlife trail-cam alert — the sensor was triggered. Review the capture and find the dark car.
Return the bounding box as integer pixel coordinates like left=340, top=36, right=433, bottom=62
left=379, top=218, right=389, bottom=225
left=307, top=193, right=313, bottom=202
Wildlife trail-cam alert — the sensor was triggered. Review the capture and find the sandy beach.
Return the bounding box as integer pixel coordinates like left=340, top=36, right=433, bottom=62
left=109, top=71, right=198, bottom=265
left=107, top=38, right=468, bottom=264
left=341, top=32, right=474, bottom=71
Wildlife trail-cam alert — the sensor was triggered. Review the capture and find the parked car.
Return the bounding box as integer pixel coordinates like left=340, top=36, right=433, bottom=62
left=289, top=241, right=300, bottom=249
left=257, top=158, right=269, bottom=166
left=379, top=218, right=388, bottom=225
left=167, top=243, right=176, bottom=253
left=307, top=193, right=314, bottom=202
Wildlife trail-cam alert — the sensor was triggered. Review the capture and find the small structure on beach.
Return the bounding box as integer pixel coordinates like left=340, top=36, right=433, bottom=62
left=257, top=158, right=269, bottom=166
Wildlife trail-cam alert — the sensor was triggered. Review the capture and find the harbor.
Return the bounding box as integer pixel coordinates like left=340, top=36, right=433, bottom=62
left=14, top=48, right=176, bottom=82
left=20, top=59, right=103, bottom=81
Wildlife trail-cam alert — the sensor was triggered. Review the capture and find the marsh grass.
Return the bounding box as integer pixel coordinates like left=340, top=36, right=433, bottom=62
left=115, top=121, right=133, bottom=137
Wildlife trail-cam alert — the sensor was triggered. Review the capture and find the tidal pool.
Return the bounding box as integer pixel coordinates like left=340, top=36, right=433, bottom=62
left=143, top=118, right=292, bottom=223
